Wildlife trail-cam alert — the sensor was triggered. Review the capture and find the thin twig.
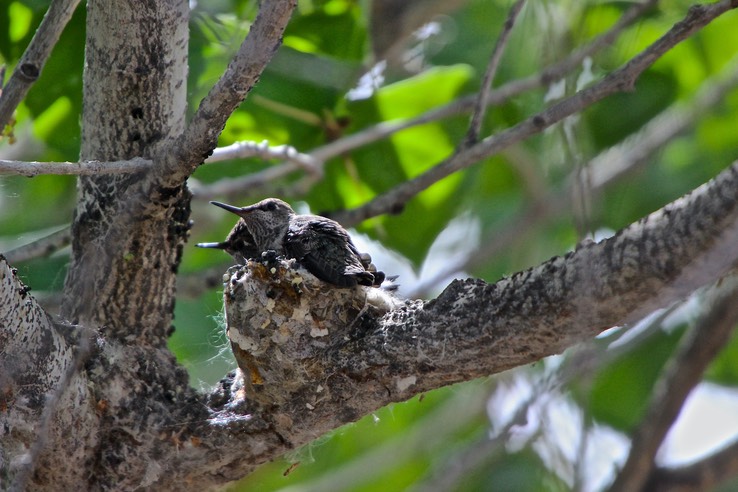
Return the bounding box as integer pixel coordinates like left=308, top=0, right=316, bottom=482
left=0, top=158, right=151, bottom=176
left=192, top=141, right=322, bottom=199
left=206, top=140, right=321, bottom=173
left=465, top=0, right=526, bottom=146
left=331, top=1, right=737, bottom=227
left=2, top=226, right=72, bottom=264
left=0, top=0, right=82, bottom=129
left=609, top=275, right=738, bottom=492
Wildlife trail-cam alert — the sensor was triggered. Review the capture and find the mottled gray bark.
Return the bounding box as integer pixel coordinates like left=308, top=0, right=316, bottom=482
left=61, top=0, right=190, bottom=346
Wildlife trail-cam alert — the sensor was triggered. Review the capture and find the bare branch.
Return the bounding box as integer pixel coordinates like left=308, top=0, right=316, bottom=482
left=407, top=53, right=738, bottom=298
left=332, top=1, right=737, bottom=227
left=0, top=158, right=151, bottom=176
left=2, top=227, right=71, bottom=264
left=609, top=275, right=738, bottom=492
left=0, top=257, right=96, bottom=489
left=191, top=140, right=321, bottom=199
left=206, top=140, right=320, bottom=172
left=12, top=326, right=95, bottom=491
left=464, top=0, right=526, bottom=146
left=0, top=0, right=82, bottom=129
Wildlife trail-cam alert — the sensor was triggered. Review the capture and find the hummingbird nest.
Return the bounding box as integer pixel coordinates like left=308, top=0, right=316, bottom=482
left=223, top=258, right=400, bottom=407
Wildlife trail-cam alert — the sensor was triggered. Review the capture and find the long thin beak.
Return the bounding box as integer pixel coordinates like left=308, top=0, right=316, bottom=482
left=210, top=201, right=247, bottom=216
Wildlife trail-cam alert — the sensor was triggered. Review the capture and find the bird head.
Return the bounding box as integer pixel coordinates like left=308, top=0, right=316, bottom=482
left=210, top=198, right=295, bottom=251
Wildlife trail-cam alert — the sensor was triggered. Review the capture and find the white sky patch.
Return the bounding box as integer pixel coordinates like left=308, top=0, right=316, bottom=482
left=659, top=382, right=738, bottom=466
left=544, top=78, right=566, bottom=103
left=412, top=212, right=482, bottom=297
left=346, top=61, right=386, bottom=101
left=581, top=425, right=629, bottom=492
left=576, top=57, right=596, bottom=92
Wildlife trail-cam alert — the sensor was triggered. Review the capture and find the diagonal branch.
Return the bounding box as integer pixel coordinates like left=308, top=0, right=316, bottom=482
left=159, top=0, right=297, bottom=186
left=609, top=275, right=738, bottom=492
left=0, top=0, right=82, bottom=129
left=2, top=226, right=71, bottom=264
left=331, top=1, right=737, bottom=227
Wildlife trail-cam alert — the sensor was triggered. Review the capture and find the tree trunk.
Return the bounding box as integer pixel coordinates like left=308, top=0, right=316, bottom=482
left=62, top=0, right=190, bottom=347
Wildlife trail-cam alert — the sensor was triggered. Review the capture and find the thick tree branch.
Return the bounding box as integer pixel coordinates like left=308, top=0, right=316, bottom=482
left=609, top=276, right=738, bottom=492
left=332, top=1, right=737, bottom=227
left=0, top=257, right=96, bottom=489
left=0, top=0, right=81, bottom=130
left=408, top=54, right=738, bottom=297
left=179, top=160, right=738, bottom=488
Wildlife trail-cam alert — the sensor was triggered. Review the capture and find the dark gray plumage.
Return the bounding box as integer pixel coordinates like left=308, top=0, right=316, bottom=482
left=196, top=219, right=260, bottom=265
left=205, top=198, right=384, bottom=288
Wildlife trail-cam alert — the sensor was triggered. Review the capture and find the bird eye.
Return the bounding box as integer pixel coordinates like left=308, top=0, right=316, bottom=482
left=266, top=202, right=276, bottom=211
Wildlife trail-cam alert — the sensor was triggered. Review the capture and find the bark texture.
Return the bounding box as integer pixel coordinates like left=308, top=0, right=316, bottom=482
left=61, top=0, right=190, bottom=347
left=0, top=258, right=96, bottom=489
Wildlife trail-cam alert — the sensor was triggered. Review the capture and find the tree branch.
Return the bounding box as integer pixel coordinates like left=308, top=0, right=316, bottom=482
left=331, top=1, right=737, bottom=227
left=609, top=275, right=738, bottom=492
left=0, top=0, right=82, bottom=129
left=2, top=226, right=71, bottom=264
left=408, top=53, right=738, bottom=297
left=0, top=257, right=96, bottom=489
left=159, top=0, right=297, bottom=186
left=205, top=140, right=321, bottom=172
left=464, top=0, right=526, bottom=146
left=0, top=158, right=151, bottom=176
left=190, top=141, right=321, bottom=199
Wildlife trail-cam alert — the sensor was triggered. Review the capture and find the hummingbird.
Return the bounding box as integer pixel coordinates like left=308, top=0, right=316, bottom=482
left=201, top=198, right=385, bottom=288
left=195, top=219, right=259, bottom=265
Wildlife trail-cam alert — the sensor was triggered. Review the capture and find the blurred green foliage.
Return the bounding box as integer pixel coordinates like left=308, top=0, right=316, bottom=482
left=2, top=0, right=738, bottom=490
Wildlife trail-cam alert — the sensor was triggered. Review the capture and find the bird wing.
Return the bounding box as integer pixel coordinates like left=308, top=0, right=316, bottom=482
left=286, top=218, right=374, bottom=287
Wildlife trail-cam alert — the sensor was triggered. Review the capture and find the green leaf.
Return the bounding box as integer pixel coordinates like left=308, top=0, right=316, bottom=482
left=587, top=326, right=684, bottom=431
